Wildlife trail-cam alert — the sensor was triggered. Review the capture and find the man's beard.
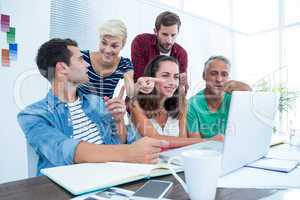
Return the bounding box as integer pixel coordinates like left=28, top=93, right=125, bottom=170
left=158, top=42, right=171, bottom=53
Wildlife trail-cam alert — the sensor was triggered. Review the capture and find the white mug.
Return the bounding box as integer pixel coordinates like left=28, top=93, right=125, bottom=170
left=168, top=149, right=222, bottom=200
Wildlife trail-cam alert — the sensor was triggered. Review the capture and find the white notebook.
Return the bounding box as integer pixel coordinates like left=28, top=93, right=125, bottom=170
left=41, top=162, right=182, bottom=195
left=246, top=157, right=298, bottom=173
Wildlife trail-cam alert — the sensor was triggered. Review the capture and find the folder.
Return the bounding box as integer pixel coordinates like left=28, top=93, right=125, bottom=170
left=41, top=162, right=182, bottom=195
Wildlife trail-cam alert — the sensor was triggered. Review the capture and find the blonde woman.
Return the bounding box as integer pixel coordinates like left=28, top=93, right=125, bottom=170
left=79, top=19, right=134, bottom=98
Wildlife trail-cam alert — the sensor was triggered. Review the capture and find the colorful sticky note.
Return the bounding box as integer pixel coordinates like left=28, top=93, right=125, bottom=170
left=2, top=49, right=10, bottom=66
left=9, top=43, right=18, bottom=60
left=1, top=14, right=10, bottom=32
left=7, top=27, right=15, bottom=43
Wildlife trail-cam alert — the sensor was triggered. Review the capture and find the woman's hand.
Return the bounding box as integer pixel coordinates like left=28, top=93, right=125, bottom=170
left=104, top=86, right=126, bottom=122
left=135, top=77, right=165, bottom=94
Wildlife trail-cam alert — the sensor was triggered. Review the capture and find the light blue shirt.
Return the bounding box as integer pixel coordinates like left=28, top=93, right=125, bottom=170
left=18, top=90, right=136, bottom=175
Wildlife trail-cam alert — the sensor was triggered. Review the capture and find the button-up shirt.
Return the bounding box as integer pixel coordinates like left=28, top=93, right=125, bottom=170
left=18, top=90, right=136, bottom=175
left=131, top=33, right=188, bottom=82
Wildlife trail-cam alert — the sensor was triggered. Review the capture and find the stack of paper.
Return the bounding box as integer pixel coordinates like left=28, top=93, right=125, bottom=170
left=246, top=158, right=298, bottom=173
left=218, top=146, right=300, bottom=189
left=266, top=148, right=300, bottom=164
left=218, top=166, right=300, bottom=189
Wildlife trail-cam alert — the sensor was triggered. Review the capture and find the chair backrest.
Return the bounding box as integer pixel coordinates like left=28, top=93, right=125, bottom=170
left=26, top=143, right=38, bottom=177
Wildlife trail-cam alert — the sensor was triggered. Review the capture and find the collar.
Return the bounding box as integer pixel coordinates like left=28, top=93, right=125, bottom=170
left=46, top=89, right=88, bottom=108
left=150, top=34, right=157, bottom=46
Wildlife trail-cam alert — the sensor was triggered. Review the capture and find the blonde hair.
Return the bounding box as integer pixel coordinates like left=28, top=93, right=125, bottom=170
left=99, top=19, right=127, bottom=47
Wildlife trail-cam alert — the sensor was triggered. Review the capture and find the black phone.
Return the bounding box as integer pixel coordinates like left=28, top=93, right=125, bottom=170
left=131, top=180, right=173, bottom=200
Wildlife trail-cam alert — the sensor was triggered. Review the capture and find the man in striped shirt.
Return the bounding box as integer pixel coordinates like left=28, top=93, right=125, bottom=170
left=18, top=38, right=169, bottom=175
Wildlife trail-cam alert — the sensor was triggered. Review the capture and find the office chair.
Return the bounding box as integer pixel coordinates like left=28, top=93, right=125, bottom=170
left=26, top=143, right=38, bottom=177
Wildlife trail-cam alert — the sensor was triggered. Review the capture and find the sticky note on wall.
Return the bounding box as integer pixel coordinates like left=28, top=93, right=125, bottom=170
left=9, top=43, right=17, bottom=60
left=2, top=49, right=10, bottom=66
left=1, top=14, right=10, bottom=32
left=7, top=27, right=15, bottom=43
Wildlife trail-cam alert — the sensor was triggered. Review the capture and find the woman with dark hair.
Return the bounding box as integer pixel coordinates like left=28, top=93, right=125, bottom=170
left=129, top=55, right=202, bottom=148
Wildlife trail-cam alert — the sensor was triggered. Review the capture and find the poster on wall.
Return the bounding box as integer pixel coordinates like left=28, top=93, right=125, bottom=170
left=1, top=13, right=18, bottom=67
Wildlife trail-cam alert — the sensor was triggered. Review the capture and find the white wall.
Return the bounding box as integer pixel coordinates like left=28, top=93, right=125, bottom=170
left=0, top=0, right=233, bottom=183
left=51, top=0, right=234, bottom=97
left=0, top=0, right=50, bottom=183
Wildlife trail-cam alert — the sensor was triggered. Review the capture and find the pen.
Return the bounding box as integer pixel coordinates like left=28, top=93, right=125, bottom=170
left=270, top=141, right=285, bottom=147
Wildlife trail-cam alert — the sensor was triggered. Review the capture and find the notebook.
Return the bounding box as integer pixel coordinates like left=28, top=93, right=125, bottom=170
left=41, top=162, right=182, bottom=195
left=246, top=157, right=298, bottom=173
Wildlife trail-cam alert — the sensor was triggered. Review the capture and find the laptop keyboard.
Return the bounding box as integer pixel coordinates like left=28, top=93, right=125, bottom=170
left=159, top=141, right=224, bottom=162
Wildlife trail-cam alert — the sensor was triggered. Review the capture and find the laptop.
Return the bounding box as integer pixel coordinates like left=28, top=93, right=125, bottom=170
left=160, top=91, right=278, bottom=176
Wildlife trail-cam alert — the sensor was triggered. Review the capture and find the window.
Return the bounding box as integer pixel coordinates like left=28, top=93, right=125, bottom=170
left=232, top=0, right=278, bottom=33
left=156, top=0, right=182, bottom=9
left=285, top=0, right=300, bottom=25
left=183, top=0, right=231, bottom=26
left=284, top=28, right=300, bottom=90
left=234, top=31, right=279, bottom=85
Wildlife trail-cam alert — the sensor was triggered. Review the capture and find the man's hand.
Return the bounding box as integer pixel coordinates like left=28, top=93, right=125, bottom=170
left=104, top=86, right=126, bottom=122
left=179, top=72, right=188, bottom=86
left=179, top=72, right=189, bottom=94
left=135, top=77, right=165, bottom=94
left=128, top=137, right=169, bottom=164
left=223, top=80, right=252, bottom=93
left=209, top=134, right=225, bottom=142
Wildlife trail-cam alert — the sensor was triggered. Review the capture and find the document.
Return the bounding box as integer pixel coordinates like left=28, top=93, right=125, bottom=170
left=70, top=187, right=172, bottom=200
left=218, top=166, right=300, bottom=189
left=41, top=162, right=182, bottom=195
left=71, top=187, right=132, bottom=200
left=266, top=148, right=300, bottom=163
left=259, top=189, right=300, bottom=200
left=246, top=157, right=298, bottom=173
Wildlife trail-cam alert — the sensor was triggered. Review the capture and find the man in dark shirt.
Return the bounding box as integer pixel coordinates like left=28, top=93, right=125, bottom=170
left=131, top=11, right=188, bottom=91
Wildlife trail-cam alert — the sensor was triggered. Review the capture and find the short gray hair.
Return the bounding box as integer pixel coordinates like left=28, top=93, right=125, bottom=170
left=99, top=19, right=127, bottom=47
left=203, top=55, right=231, bottom=74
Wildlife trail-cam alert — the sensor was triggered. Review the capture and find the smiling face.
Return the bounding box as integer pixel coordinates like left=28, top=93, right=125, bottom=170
left=65, top=45, right=89, bottom=84
left=203, top=59, right=230, bottom=96
left=155, top=60, right=179, bottom=98
left=99, top=35, right=123, bottom=64
left=155, top=24, right=178, bottom=54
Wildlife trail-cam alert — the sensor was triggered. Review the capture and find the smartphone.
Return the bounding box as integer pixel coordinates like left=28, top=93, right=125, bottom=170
left=131, top=180, right=173, bottom=200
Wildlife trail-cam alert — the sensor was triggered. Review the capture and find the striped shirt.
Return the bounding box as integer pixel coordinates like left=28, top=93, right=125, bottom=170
left=78, top=50, right=134, bottom=98
left=68, top=98, right=103, bottom=144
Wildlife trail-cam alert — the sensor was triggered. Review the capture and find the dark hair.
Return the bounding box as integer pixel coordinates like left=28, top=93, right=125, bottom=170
left=36, top=38, right=78, bottom=81
left=155, top=11, right=181, bottom=31
left=137, top=55, right=184, bottom=119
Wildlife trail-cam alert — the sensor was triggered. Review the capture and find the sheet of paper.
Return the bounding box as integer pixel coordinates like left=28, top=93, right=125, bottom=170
left=218, top=166, right=300, bottom=189
left=260, top=189, right=300, bottom=200
left=246, top=158, right=298, bottom=173
left=6, top=27, right=15, bottom=43
left=1, top=14, right=10, bottom=32
left=267, top=148, right=300, bottom=163
left=70, top=187, right=172, bottom=200
left=1, top=49, right=9, bottom=66
left=9, top=43, right=17, bottom=60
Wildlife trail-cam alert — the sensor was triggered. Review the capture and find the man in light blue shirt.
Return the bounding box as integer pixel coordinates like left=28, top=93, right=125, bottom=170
left=18, top=38, right=169, bottom=175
